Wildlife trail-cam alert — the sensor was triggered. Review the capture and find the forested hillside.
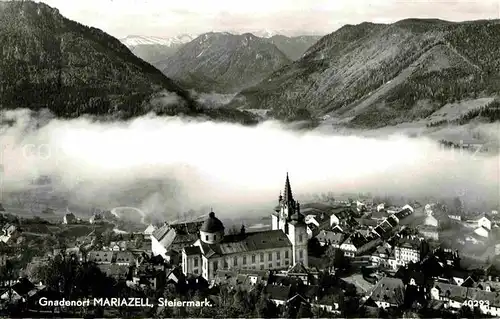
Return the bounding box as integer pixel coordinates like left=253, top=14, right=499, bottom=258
left=230, top=19, right=500, bottom=127
left=0, top=1, right=257, bottom=124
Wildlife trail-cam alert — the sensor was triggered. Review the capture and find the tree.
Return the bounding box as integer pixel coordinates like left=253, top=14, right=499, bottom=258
left=325, top=246, right=337, bottom=273
left=256, top=293, right=278, bottom=318
left=296, top=302, right=313, bottom=318
left=333, top=248, right=349, bottom=271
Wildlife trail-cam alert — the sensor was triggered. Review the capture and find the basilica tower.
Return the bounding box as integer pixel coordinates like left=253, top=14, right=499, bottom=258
left=271, top=173, right=308, bottom=266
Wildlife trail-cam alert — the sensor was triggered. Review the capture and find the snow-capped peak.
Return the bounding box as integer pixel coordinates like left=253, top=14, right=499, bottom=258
left=120, top=34, right=197, bottom=47
left=251, top=30, right=278, bottom=38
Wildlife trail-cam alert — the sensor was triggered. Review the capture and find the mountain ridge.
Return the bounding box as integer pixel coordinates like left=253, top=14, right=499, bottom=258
left=0, top=1, right=257, bottom=124
left=120, top=34, right=197, bottom=64
left=230, top=18, right=500, bottom=127
left=156, top=32, right=292, bottom=93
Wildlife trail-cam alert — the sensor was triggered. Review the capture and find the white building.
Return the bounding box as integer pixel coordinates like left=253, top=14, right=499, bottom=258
left=0, top=224, right=17, bottom=243
left=394, top=237, right=422, bottom=266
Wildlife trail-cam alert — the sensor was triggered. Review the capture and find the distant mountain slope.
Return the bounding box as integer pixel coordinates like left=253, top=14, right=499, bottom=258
left=230, top=19, right=500, bottom=126
left=0, top=1, right=256, bottom=124
left=266, top=35, right=322, bottom=60
left=121, top=34, right=196, bottom=64
left=156, top=32, right=291, bottom=93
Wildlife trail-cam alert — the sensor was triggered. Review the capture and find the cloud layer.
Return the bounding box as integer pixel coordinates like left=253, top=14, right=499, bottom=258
left=0, top=109, right=498, bottom=220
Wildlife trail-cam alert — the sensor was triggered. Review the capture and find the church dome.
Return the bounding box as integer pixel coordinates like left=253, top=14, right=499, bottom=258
left=201, top=212, right=224, bottom=233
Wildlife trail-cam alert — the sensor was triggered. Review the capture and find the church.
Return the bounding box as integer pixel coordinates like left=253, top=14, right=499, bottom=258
left=181, top=173, right=309, bottom=281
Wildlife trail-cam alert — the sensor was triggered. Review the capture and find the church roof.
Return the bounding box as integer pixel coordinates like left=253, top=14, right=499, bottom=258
left=199, top=230, right=292, bottom=258
left=283, top=173, right=294, bottom=204
left=287, top=262, right=308, bottom=274
left=184, top=246, right=202, bottom=256
left=200, top=212, right=225, bottom=233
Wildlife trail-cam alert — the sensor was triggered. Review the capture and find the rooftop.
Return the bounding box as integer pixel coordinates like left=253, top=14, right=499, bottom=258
left=198, top=229, right=292, bottom=258
left=370, top=277, right=405, bottom=305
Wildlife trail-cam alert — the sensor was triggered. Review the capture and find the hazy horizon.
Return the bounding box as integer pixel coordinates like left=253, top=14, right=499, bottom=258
left=26, top=0, right=500, bottom=39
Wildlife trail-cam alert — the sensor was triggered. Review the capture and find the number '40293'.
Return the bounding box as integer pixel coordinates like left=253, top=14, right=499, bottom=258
left=463, top=300, right=490, bottom=307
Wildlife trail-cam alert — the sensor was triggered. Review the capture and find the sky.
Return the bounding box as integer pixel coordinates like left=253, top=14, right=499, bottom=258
left=32, top=0, right=500, bottom=39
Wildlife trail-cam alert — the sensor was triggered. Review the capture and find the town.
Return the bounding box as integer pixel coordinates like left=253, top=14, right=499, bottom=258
left=0, top=174, right=499, bottom=318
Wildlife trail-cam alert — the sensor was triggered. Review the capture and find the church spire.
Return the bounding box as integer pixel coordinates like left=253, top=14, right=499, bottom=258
left=283, top=172, right=294, bottom=204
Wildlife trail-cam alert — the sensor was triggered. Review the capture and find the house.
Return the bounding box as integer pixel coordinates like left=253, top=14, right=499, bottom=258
left=418, top=224, right=439, bottom=241
left=433, top=248, right=460, bottom=268
left=89, top=213, right=104, bottom=224
left=368, top=277, right=405, bottom=309
left=355, top=218, right=379, bottom=228
left=151, top=221, right=203, bottom=259
left=305, top=212, right=331, bottom=238
left=309, top=289, right=342, bottom=314
left=431, top=281, right=500, bottom=316
left=166, top=266, right=185, bottom=285
left=115, top=252, right=135, bottom=266
left=0, top=224, right=17, bottom=243
left=63, top=213, right=77, bottom=224
left=370, top=209, right=389, bottom=222
left=465, top=213, right=492, bottom=230
left=430, top=281, right=467, bottom=309
left=0, top=278, right=44, bottom=303
left=316, top=231, right=344, bottom=247
left=285, top=262, right=318, bottom=285
left=97, top=264, right=130, bottom=281
left=394, top=207, right=413, bottom=221
left=445, top=269, right=476, bottom=287
left=263, top=284, right=295, bottom=306
left=214, top=268, right=270, bottom=290
left=424, top=214, right=439, bottom=228
left=164, top=250, right=180, bottom=265
left=130, top=265, right=168, bottom=290
left=339, top=233, right=368, bottom=258
left=356, top=201, right=367, bottom=213
left=88, top=251, right=114, bottom=264
left=109, top=241, right=128, bottom=251
left=371, top=245, right=393, bottom=267
left=372, top=219, right=395, bottom=239
left=328, top=206, right=358, bottom=227
left=394, top=237, right=423, bottom=267
left=144, top=224, right=157, bottom=236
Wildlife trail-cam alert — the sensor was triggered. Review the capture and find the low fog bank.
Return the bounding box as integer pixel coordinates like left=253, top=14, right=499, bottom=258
left=191, top=91, right=237, bottom=109
left=0, top=109, right=498, bottom=221
left=321, top=120, right=500, bottom=151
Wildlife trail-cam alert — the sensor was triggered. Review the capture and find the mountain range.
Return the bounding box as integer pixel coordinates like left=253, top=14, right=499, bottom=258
left=155, top=32, right=293, bottom=93
left=0, top=1, right=256, bottom=124
left=121, top=33, right=321, bottom=94
left=230, top=19, right=500, bottom=126
left=120, top=34, right=197, bottom=64
left=121, top=33, right=321, bottom=63
left=1, top=1, right=498, bottom=130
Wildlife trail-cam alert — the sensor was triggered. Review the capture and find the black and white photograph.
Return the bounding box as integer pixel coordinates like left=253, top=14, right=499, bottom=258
left=0, top=0, right=499, bottom=317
